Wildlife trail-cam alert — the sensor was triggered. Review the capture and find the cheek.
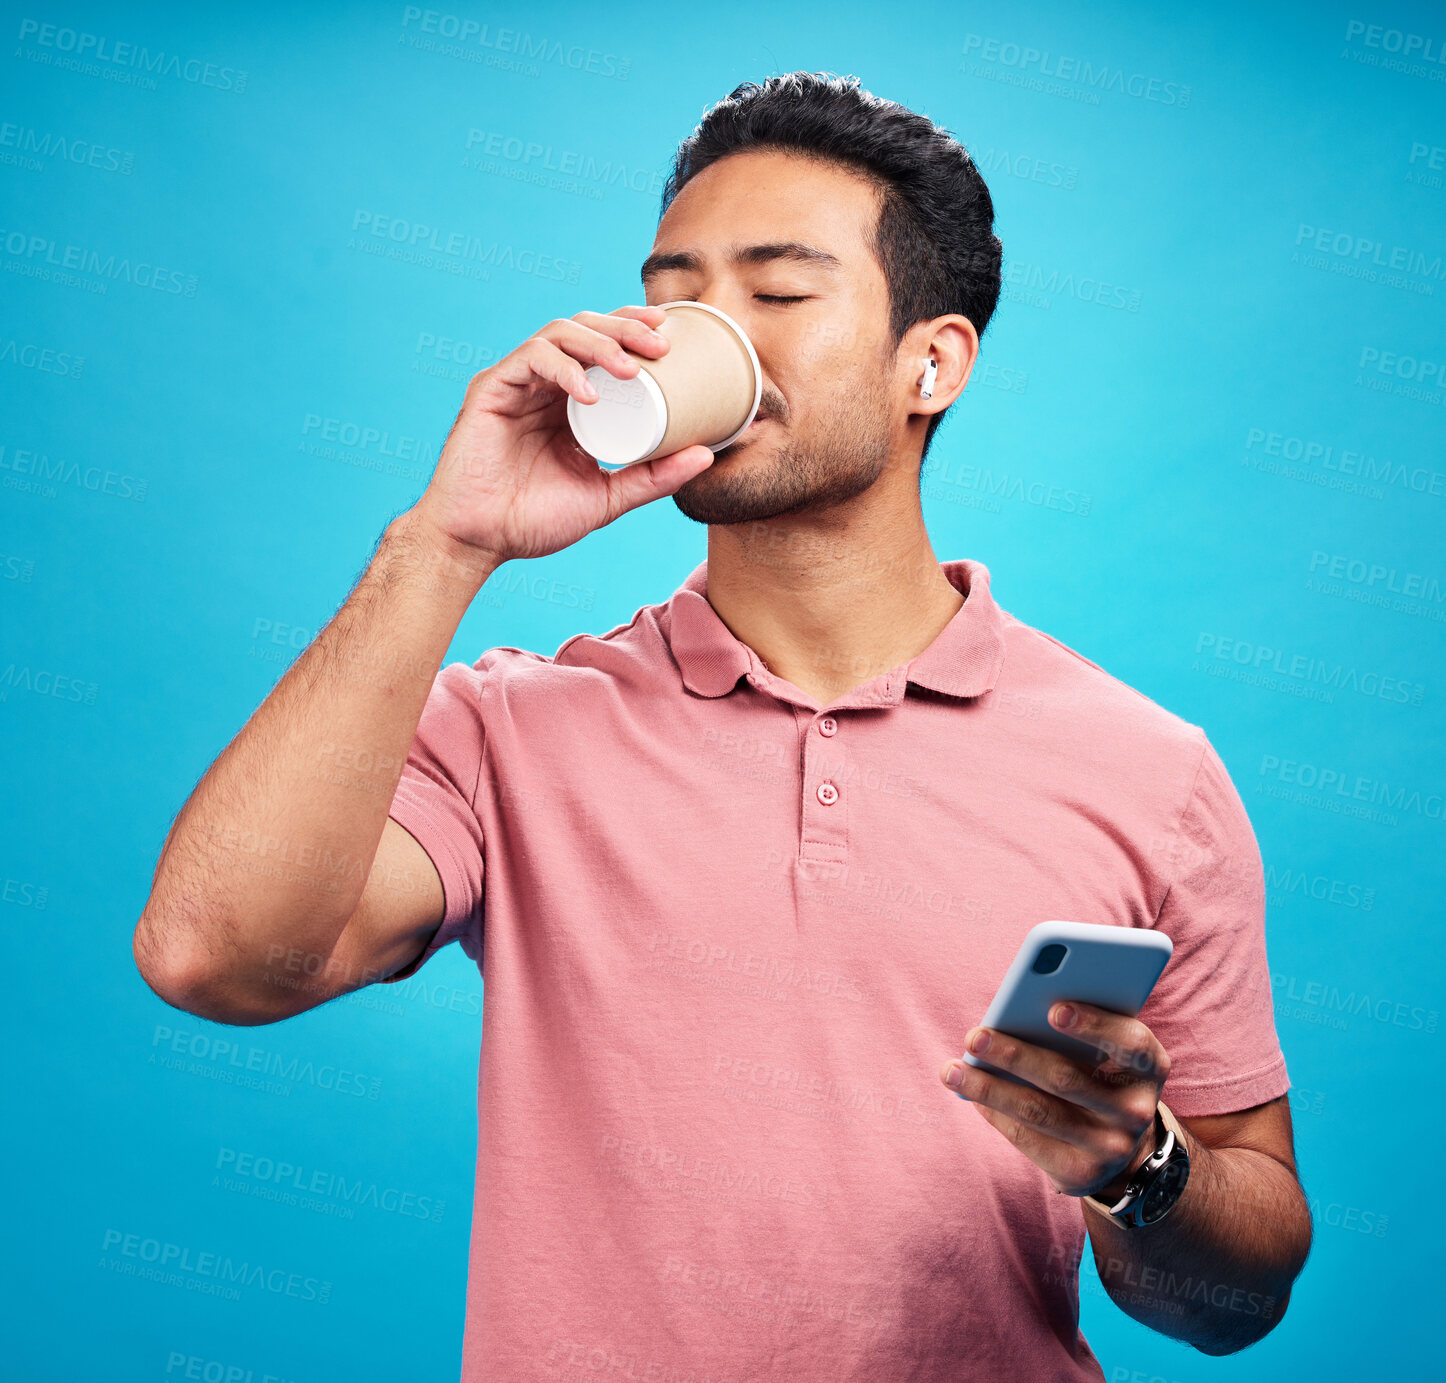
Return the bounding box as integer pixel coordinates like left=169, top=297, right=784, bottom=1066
left=781, top=317, right=854, bottom=381
left=771, top=332, right=888, bottom=421
left=796, top=360, right=867, bottom=407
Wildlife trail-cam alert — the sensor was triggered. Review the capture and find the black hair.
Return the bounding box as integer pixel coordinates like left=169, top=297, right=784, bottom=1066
left=660, top=71, right=1003, bottom=463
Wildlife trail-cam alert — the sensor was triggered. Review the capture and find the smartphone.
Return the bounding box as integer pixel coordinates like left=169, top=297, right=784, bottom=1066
left=961, top=920, right=1173, bottom=1089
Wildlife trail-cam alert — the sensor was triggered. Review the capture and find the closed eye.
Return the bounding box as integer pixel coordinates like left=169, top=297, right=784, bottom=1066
left=664, top=295, right=809, bottom=307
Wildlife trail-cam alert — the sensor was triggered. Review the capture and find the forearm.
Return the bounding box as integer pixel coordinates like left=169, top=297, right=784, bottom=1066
left=1084, top=1130, right=1312, bottom=1353
left=134, top=508, right=497, bottom=1013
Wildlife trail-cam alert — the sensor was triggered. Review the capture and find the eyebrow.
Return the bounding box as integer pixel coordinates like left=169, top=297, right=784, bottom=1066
left=640, top=240, right=844, bottom=285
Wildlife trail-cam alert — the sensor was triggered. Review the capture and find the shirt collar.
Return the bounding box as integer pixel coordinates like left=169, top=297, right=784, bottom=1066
left=661, top=556, right=1007, bottom=705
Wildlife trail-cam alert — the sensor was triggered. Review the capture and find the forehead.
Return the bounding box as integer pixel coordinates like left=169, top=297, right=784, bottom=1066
left=645, top=149, right=881, bottom=279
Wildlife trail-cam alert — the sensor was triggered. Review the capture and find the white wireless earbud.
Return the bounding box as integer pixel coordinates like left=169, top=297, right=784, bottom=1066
left=920, top=357, right=938, bottom=400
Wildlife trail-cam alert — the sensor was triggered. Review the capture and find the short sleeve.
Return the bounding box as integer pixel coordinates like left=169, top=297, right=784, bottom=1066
left=1140, top=729, right=1291, bottom=1117
left=380, top=660, right=486, bottom=982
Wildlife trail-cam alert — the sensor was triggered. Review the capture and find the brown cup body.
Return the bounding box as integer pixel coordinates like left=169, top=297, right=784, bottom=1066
left=620, top=305, right=757, bottom=463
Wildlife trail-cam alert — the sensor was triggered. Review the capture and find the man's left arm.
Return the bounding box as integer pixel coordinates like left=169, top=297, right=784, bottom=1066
left=940, top=1002, right=1313, bottom=1354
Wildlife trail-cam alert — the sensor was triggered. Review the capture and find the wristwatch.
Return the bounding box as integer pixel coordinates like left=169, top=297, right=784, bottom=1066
left=1086, top=1100, right=1191, bottom=1230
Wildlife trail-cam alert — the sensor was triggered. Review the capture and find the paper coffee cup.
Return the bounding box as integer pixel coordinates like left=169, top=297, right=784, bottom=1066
left=566, top=300, right=762, bottom=468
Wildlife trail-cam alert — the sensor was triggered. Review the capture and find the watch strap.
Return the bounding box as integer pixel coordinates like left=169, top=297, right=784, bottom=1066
left=1155, top=1098, right=1187, bottom=1150
left=1083, top=1099, right=1188, bottom=1224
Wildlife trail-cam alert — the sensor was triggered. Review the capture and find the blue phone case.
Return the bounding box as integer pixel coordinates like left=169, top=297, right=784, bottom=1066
left=961, top=920, right=1173, bottom=1087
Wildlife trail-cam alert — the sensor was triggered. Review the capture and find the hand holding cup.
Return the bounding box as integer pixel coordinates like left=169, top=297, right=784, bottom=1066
left=409, top=305, right=719, bottom=573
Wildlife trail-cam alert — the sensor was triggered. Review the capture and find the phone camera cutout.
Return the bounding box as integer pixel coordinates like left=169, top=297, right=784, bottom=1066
left=1031, top=943, right=1068, bottom=975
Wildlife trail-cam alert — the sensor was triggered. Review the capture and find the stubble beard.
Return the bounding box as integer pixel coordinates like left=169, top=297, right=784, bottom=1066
left=670, top=375, right=895, bottom=526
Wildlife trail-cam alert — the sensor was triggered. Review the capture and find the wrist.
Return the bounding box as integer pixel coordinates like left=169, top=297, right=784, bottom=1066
left=391, top=508, right=501, bottom=594
left=1084, top=1101, right=1193, bottom=1231
left=1092, top=1102, right=1165, bottom=1205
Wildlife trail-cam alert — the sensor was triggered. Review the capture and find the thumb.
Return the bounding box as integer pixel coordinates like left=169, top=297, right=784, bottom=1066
left=601, top=445, right=716, bottom=520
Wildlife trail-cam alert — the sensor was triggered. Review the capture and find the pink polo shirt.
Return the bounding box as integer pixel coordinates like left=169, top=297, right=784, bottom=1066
left=381, top=556, right=1289, bottom=1382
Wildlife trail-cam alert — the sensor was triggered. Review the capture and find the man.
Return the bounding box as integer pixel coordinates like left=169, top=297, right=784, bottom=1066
left=134, top=72, right=1311, bottom=1380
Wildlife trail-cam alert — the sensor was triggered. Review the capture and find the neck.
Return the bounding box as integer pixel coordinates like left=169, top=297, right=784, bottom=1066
left=702, top=496, right=964, bottom=708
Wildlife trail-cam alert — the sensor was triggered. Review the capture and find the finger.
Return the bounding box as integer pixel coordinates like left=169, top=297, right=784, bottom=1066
left=532, top=322, right=648, bottom=389
left=505, top=326, right=662, bottom=408
left=489, top=336, right=608, bottom=406
left=492, top=320, right=657, bottom=412
left=948, top=1061, right=1100, bottom=1151
left=576, top=304, right=671, bottom=338
left=477, top=333, right=603, bottom=408
left=599, top=444, right=716, bottom=520
left=1049, top=1002, right=1170, bottom=1082
left=597, top=303, right=668, bottom=326
left=546, top=310, right=672, bottom=368
left=480, top=309, right=671, bottom=409
left=962, top=1027, right=1137, bottom=1120
left=970, top=1102, right=1107, bottom=1196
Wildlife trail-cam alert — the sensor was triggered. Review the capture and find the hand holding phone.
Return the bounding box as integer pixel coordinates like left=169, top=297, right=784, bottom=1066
left=961, top=920, right=1172, bottom=1090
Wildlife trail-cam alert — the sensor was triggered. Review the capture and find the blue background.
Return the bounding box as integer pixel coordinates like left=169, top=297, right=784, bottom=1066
left=4, top=1, right=1443, bottom=1378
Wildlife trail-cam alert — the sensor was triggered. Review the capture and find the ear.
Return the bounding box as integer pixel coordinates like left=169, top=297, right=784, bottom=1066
left=903, top=315, right=979, bottom=417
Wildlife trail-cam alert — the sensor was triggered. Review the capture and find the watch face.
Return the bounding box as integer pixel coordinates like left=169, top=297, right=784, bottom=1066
left=1139, top=1159, right=1189, bottom=1224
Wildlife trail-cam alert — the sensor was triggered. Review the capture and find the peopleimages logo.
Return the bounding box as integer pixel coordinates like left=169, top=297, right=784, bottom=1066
left=300, top=412, right=430, bottom=462
left=1257, top=754, right=1444, bottom=823
left=1409, top=140, right=1446, bottom=185
left=0, top=226, right=198, bottom=295
left=1356, top=344, right=1445, bottom=386
left=0, top=441, right=149, bottom=503
left=970, top=145, right=1079, bottom=191
left=0, top=120, right=135, bottom=174
left=1272, top=973, right=1438, bottom=1035
left=0, top=664, right=98, bottom=706
left=1194, top=633, right=1425, bottom=707
left=150, top=1024, right=382, bottom=1100
left=348, top=210, right=582, bottom=284
left=1242, top=426, right=1445, bottom=499
left=398, top=8, right=631, bottom=80
left=1293, top=222, right=1443, bottom=295
left=1264, top=863, right=1376, bottom=912
left=463, top=128, right=665, bottom=198
left=1307, top=551, right=1445, bottom=618
left=1342, top=20, right=1446, bottom=82
left=214, top=1147, right=446, bottom=1223
left=961, top=33, right=1192, bottom=107
left=99, top=1229, right=331, bottom=1303
left=1001, top=259, right=1141, bottom=312
left=162, top=1351, right=296, bottom=1383
left=1295, top=222, right=1446, bottom=274
left=0, top=334, right=84, bottom=378
left=14, top=18, right=248, bottom=92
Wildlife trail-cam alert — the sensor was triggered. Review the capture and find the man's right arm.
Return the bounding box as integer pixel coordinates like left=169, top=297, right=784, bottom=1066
left=131, top=303, right=715, bottom=1027
left=132, top=511, right=497, bottom=1026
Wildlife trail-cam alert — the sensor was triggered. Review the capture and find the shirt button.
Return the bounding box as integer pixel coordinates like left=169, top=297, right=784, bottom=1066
left=816, top=781, right=839, bottom=806
left=818, top=716, right=838, bottom=737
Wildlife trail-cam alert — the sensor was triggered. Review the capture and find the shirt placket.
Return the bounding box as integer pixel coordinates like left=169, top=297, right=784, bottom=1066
left=741, top=662, right=905, bottom=868
left=799, top=709, right=848, bottom=865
